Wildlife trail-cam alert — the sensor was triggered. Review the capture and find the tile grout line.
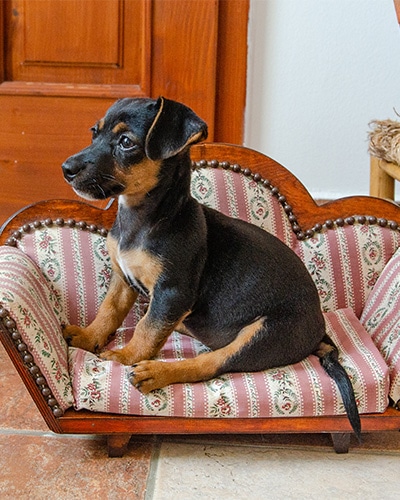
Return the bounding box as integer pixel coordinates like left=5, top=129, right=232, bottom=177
left=0, top=427, right=103, bottom=440
left=144, top=436, right=163, bottom=500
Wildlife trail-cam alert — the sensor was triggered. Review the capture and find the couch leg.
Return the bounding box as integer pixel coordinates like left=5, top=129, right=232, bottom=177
left=330, top=433, right=351, bottom=453
left=107, top=434, right=131, bottom=457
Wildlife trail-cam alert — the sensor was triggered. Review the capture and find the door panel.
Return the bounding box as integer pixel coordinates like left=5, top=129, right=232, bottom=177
left=0, top=0, right=248, bottom=221
left=24, top=1, right=121, bottom=66
left=4, top=0, right=150, bottom=92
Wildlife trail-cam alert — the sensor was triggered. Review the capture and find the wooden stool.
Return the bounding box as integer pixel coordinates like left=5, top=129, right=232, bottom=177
left=370, top=156, right=400, bottom=201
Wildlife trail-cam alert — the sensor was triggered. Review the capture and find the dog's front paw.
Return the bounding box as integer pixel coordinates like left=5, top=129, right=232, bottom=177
left=62, top=324, right=100, bottom=353
left=128, top=360, right=171, bottom=394
left=99, top=347, right=136, bottom=366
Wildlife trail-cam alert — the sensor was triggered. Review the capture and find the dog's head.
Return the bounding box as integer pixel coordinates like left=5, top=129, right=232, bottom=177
left=62, top=97, right=207, bottom=202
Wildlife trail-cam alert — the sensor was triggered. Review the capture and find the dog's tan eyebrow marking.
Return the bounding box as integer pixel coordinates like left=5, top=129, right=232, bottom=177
left=97, top=118, right=105, bottom=131
left=112, top=122, right=130, bottom=134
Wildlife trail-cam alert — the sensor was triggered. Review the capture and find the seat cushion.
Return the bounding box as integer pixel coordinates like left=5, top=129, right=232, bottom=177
left=361, top=247, right=400, bottom=404
left=70, top=307, right=389, bottom=418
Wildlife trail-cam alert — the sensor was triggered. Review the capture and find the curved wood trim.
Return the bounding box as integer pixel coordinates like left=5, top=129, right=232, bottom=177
left=0, top=199, right=117, bottom=245
left=2, top=142, right=400, bottom=246
left=192, top=143, right=400, bottom=232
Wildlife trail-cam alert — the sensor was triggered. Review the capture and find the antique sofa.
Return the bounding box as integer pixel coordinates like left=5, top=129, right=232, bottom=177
left=1, top=143, right=400, bottom=457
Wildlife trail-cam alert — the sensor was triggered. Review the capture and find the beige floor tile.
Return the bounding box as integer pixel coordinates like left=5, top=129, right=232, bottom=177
left=161, top=429, right=400, bottom=453
left=149, top=441, right=400, bottom=500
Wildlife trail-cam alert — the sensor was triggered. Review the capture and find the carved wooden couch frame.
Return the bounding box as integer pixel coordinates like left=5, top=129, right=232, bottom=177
left=1, top=143, right=400, bottom=457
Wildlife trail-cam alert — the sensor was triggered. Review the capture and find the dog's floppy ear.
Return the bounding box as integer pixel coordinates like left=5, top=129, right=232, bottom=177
left=145, top=97, right=208, bottom=160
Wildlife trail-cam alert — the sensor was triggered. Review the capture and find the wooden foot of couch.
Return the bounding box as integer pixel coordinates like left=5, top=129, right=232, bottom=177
left=107, top=434, right=131, bottom=457
left=330, top=433, right=351, bottom=453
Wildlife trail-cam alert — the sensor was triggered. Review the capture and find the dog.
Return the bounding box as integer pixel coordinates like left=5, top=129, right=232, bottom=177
left=62, top=96, right=361, bottom=439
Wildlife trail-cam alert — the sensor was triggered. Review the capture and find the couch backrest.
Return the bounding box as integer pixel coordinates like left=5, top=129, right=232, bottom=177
left=191, top=165, right=298, bottom=248
left=190, top=165, right=400, bottom=317
left=10, top=164, right=400, bottom=323
left=16, top=224, right=145, bottom=331
left=294, top=224, right=400, bottom=317
left=17, top=225, right=110, bottom=328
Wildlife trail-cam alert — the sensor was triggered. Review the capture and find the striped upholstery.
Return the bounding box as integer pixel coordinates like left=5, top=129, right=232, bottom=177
left=69, top=308, right=389, bottom=417
left=0, top=246, right=73, bottom=410
left=191, top=167, right=297, bottom=248
left=295, top=224, right=400, bottom=317
left=361, top=248, right=400, bottom=403
left=0, top=165, right=399, bottom=415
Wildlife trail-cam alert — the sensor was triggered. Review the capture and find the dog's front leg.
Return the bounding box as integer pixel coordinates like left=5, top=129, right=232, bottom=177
left=99, top=278, right=193, bottom=366
left=63, top=271, right=138, bottom=353
left=99, top=307, right=188, bottom=365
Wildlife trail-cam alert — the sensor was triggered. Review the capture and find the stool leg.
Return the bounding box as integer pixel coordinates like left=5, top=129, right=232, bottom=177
left=370, top=156, right=395, bottom=200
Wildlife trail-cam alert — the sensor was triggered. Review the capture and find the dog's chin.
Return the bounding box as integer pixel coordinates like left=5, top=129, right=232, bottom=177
left=70, top=183, right=125, bottom=201
left=72, top=187, right=102, bottom=201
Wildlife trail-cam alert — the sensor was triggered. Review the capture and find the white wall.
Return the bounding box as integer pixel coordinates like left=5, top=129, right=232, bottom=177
left=245, top=0, right=400, bottom=199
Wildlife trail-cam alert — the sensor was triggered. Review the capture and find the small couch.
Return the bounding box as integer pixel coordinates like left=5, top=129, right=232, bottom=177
left=1, top=143, right=400, bottom=457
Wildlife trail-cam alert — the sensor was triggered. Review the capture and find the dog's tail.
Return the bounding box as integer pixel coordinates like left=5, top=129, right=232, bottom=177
left=314, top=335, right=361, bottom=442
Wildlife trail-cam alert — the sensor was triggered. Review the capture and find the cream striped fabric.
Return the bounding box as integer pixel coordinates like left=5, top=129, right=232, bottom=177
left=69, top=308, right=389, bottom=417
left=0, top=246, right=73, bottom=409
left=361, top=248, right=400, bottom=403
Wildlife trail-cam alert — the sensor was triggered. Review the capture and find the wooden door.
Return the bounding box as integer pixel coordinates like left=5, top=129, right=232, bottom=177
left=0, top=0, right=248, bottom=221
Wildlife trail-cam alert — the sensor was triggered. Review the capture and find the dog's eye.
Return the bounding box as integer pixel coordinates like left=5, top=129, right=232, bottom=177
left=90, top=126, right=99, bottom=140
left=119, top=135, right=136, bottom=151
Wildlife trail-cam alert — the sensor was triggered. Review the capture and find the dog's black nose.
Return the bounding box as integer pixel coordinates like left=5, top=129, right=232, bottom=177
left=62, top=159, right=85, bottom=182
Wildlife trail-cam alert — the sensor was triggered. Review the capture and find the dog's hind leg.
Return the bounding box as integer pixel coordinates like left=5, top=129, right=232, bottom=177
left=128, top=317, right=265, bottom=393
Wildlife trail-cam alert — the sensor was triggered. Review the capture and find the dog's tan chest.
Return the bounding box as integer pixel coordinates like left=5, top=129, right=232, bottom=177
left=116, top=246, right=163, bottom=295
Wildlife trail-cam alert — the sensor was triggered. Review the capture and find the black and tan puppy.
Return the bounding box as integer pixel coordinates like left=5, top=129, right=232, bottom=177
left=62, top=96, right=361, bottom=439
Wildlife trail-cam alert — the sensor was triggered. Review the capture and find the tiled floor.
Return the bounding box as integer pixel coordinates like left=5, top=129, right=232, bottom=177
left=1, top=341, right=400, bottom=500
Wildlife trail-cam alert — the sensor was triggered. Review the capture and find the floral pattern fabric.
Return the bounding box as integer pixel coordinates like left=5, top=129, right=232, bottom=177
left=70, top=308, right=389, bottom=417
left=361, top=247, right=400, bottom=403
left=191, top=167, right=297, bottom=248
left=17, top=225, right=111, bottom=328
left=0, top=246, right=73, bottom=409
left=294, top=223, right=400, bottom=317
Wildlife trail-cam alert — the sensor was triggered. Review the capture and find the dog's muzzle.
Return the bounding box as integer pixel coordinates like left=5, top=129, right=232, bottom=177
left=62, top=157, right=91, bottom=183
